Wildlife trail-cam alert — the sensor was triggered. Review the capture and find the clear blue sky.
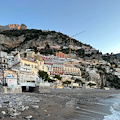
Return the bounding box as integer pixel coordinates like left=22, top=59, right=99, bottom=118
left=1, top=0, right=120, bottom=54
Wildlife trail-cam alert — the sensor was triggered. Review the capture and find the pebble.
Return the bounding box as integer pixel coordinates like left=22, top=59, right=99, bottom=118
left=31, top=105, right=39, bottom=109
left=44, top=110, right=47, bottom=112
left=1, top=111, right=6, bottom=115
left=25, top=115, right=35, bottom=120
left=0, top=94, right=41, bottom=119
left=0, top=104, right=2, bottom=108
left=25, top=106, right=29, bottom=110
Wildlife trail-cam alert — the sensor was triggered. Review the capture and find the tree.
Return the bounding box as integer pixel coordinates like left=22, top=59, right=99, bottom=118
left=47, top=78, right=56, bottom=83
left=99, top=70, right=105, bottom=89
left=54, top=75, right=62, bottom=80
left=63, top=80, right=71, bottom=87
left=45, top=44, right=50, bottom=49
left=75, top=79, right=85, bottom=86
left=87, top=82, right=96, bottom=88
left=38, top=70, right=49, bottom=81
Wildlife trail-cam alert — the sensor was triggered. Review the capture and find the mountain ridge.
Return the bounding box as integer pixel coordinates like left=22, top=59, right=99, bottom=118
left=0, top=28, right=104, bottom=60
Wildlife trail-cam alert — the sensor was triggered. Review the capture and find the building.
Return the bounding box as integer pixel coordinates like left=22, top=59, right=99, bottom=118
left=26, top=51, right=35, bottom=58
left=0, top=51, right=8, bottom=84
left=52, top=57, right=65, bottom=75
left=12, top=52, right=48, bottom=90
left=64, top=59, right=81, bottom=76
left=13, top=53, right=47, bottom=74
left=0, top=51, right=8, bottom=69
left=40, top=55, right=54, bottom=75
left=7, top=55, right=14, bottom=68
left=55, top=52, right=65, bottom=58
left=40, top=55, right=65, bottom=75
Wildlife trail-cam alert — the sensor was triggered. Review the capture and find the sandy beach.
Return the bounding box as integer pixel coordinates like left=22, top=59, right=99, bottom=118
left=0, top=89, right=120, bottom=120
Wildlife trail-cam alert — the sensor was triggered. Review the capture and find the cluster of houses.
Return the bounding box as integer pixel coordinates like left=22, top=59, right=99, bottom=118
left=1, top=48, right=120, bottom=93
left=0, top=50, right=82, bottom=92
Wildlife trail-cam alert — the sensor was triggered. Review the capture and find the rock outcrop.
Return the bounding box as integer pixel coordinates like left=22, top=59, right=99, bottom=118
left=0, top=24, right=27, bottom=31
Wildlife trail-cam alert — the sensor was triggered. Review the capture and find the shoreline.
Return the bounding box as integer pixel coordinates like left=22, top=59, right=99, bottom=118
left=0, top=89, right=120, bottom=120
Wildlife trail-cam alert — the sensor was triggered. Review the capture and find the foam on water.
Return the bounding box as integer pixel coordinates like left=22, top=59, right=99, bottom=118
left=103, top=95, right=120, bottom=120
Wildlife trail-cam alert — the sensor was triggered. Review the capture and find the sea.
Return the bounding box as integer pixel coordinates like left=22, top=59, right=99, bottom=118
left=71, top=94, right=120, bottom=120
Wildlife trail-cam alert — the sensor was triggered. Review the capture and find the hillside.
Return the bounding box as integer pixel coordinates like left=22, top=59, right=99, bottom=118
left=0, top=29, right=102, bottom=59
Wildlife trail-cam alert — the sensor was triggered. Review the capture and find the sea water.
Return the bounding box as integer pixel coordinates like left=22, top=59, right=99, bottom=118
left=103, top=94, right=120, bottom=120
left=74, top=94, right=120, bottom=120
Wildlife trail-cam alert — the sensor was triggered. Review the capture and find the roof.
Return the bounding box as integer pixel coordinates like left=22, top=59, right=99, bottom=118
left=35, top=55, right=43, bottom=61
left=5, top=75, right=16, bottom=79
left=22, top=59, right=36, bottom=63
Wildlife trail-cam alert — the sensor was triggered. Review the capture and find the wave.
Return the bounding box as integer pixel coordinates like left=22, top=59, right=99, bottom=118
left=103, top=102, right=120, bottom=120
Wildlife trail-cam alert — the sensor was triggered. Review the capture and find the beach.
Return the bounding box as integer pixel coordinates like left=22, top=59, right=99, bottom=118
left=0, top=89, right=120, bottom=120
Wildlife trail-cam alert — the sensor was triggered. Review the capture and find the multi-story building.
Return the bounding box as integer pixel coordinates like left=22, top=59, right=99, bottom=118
left=4, top=70, right=18, bottom=86
left=55, top=52, right=65, bottom=58
left=52, top=57, right=65, bottom=75
left=13, top=53, right=47, bottom=74
left=12, top=53, right=48, bottom=89
left=40, top=55, right=53, bottom=75
left=64, top=59, right=81, bottom=76
left=41, top=55, right=65, bottom=75
left=0, top=51, right=8, bottom=84
left=0, top=51, right=8, bottom=69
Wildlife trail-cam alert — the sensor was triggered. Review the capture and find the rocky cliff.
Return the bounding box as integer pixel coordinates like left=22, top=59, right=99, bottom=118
left=0, top=29, right=102, bottom=60
left=0, top=29, right=85, bottom=50
left=0, top=24, right=27, bottom=31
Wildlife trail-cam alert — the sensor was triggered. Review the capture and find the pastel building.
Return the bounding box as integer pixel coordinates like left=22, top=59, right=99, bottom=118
left=55, top=52, right=65, bottom=58
left=64, top=59, right=81, bottom=76
left=12, top=53, right=48, bottom=89
left=0, top=51, right=8, bottom=69
left=40, top=55, right=53, bottom=75
left=40, top=55, right=65, bottom=75
left=52, top=57, right=65, bottom=75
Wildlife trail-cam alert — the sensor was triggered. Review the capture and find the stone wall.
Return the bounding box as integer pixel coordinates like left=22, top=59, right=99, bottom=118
left=39, top=82, right=50, bottom=93
left=2, top=86, right=22, bottom=94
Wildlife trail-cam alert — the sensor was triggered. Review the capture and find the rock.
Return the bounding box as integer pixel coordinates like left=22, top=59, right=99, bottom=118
left=25, top=115, right=33, bottom=120
left=1, top=111, right=6, bottom=115
left=44, top=110, right=47, bottom=112
left=30, top=117, right=35, bottom=120
left=25, top=106, right=29, bottom=110
left=47, top=114, right=50, bottom=117
left=0, top=104, right=2, bottom=108
left=20, top=105, right=25, bottom=111
left=0, top=24, right=27, bottom=31
left=31, top=105, right=39, bottom=109
left=17, top=101, right=22, bottom=106
left=8, top=102, right=13, bottom=108
left=10, top=112, right=21, bottom=118
left=39, top=115, right=44, bottom=119
left=21, top=24, right=27, bottom=30
left=0, top=113, right=4, bottom=119
left=4, top=101, right=9, bottom=104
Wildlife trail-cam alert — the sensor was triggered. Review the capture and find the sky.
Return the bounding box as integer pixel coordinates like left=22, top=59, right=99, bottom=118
left=0, top=0, right=120, bottom=54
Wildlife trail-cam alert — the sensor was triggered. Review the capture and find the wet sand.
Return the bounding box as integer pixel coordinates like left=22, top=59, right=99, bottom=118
left=1, top=89, right=120, bottom=120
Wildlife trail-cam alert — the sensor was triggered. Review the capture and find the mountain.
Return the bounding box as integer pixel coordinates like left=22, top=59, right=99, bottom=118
left=102, top=53, right=119, bottom=66
left=0, top=27, right=102, bottom=59
left=0, top=24, right=27, bottom=31
left=115, top=53, right=120, bottom=59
